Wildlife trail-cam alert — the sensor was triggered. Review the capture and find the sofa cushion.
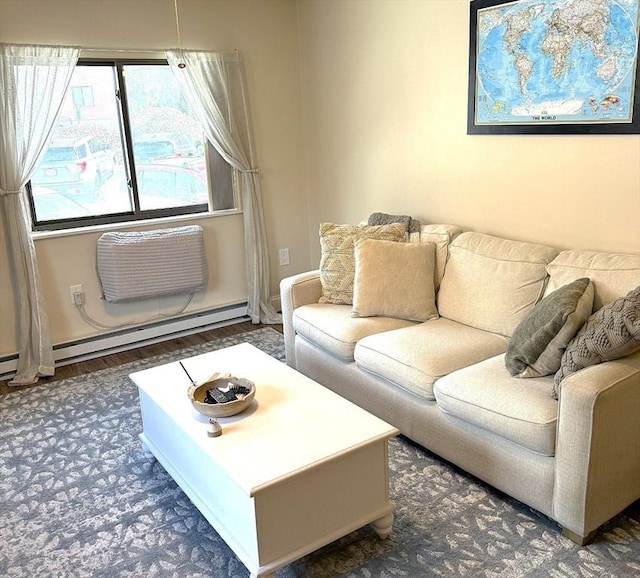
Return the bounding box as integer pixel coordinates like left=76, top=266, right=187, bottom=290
left=437, top=232, right=558, bottom=337
left=434, top=355, right=558, bottom=456
left=416, top=224, right=463, bottom=288
left=293, top=303, right=415, bottom=361
left=545, top=250, right=640, bottom=311
left=505, top=278, right=594, bottom=378
left=354, top=318, right=509, bottom=400
left=318, top=222, right=407, bottom=305
left=553, top=284, right=640, bottom=398
left=352, top=239, right=438, bottom=322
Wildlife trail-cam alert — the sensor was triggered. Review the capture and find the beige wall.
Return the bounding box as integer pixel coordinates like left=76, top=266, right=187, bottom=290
left=297, top=0, right=640, bottom=265
left=0, top=0, right=309, bottom=357
left=2, top=0, right=640, bottom=360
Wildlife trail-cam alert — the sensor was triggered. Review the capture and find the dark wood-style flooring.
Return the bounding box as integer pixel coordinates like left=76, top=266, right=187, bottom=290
left=0, top=321, right=279, bottom=394
left=2, top=320, right=638, bottom=526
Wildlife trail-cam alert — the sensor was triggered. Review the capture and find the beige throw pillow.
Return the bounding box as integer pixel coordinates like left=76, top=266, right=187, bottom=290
left=319, top=222, right=407, bottom=305
left=352, top=238, right=438, bottom=322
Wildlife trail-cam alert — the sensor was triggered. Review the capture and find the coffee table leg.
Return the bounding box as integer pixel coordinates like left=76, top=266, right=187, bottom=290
left=140, top=438, right=155, bottom=460
left=372, top=512, right=394, bottom=539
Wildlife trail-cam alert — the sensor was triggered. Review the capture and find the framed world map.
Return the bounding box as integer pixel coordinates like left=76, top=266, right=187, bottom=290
left=467, top=0, right=640, bottom=134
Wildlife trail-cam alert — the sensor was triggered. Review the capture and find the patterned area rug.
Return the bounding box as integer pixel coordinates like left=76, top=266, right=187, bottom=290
left=1, top=327, right=639, bottom=577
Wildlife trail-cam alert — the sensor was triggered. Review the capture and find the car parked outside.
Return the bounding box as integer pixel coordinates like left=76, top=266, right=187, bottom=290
left=135, top=164, right=209, bottom=210
left=31, top=136, right=116, bottom=194
left=30, top=186, right=91, bottom=221
left=132, top=133, right=201, bottom=168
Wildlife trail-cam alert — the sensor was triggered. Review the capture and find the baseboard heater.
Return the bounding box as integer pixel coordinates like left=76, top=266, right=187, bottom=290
left=0, top=303, right=249, bottom=381
left=97, top=225, right=208, bottom=302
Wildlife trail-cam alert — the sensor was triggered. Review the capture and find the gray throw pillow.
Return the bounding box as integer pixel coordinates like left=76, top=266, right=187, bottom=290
left=506, top=278, right=593, bottom=378
left=553, top=284, right=640, bottom=399
left=368, top=212, right=422, bottom=235
left=368, top=212, right=411, bottom=231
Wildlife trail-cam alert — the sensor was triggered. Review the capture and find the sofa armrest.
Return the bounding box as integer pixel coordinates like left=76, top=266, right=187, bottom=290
left=553, top=351, right=640, bottom=541
left=280, top=270, right=322, bottom=368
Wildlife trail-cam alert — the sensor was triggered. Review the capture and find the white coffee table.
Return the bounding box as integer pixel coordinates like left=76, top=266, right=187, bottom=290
left=129, top=342, right=399, bottom=578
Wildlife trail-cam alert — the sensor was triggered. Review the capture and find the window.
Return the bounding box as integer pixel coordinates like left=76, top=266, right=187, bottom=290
left=28, top=60, right=235, bottom=231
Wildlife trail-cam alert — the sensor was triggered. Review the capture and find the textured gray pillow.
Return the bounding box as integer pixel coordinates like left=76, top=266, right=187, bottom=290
left=506, top=278, right=593, bottom=378
left=368, top=212, right=411, bottom=231
left=553, top=284, right=640, bottom=399
left=368, top=212, right=422, bottom=234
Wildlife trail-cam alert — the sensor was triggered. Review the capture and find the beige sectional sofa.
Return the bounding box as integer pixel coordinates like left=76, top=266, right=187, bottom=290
left=280, top=224, right=640, bottom=545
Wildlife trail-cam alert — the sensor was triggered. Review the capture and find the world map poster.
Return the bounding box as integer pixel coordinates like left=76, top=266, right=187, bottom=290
left=468, top=0, right=640, bottom=134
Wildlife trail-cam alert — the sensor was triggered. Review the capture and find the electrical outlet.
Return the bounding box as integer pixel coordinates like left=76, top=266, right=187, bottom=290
left=69, top=284, right=83, bottom=305
left=278, top=248, right=290, bottom=266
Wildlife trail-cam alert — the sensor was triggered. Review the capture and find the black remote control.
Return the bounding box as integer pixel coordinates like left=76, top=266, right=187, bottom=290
left=232, top=385, right=251, bottom=395
left=205, top=389, right=237, bottom=404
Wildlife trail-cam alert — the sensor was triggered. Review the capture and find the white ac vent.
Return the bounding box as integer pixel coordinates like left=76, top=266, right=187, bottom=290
left=97, top=225, right=208, bottom=302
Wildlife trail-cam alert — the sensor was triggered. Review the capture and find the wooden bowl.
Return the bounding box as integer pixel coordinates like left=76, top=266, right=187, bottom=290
left=188, top=375, right=256, bottom=418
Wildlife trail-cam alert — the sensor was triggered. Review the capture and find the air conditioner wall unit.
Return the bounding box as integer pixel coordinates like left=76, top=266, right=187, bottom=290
left=97, top=225, right=208, bottom=302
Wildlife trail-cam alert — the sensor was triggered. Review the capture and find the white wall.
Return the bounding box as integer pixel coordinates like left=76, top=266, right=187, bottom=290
left=297, top=0, right=640, bottom=265
left=0, top=0, right=309, bottom=357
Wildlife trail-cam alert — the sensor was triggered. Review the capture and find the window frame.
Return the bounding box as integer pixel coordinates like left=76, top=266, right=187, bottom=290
left=28, top=57, right=235, bottom=232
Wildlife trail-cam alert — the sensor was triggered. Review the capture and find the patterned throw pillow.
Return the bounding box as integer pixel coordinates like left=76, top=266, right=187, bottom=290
left=505, top=278, right=593, bottom=378
left=553, top=284, right=640, bottom=399
left=318, top=222, right=407, bottom=305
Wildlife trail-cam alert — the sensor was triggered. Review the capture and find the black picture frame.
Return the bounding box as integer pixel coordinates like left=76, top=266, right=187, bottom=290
left=467, top=0, right=640, bottom=135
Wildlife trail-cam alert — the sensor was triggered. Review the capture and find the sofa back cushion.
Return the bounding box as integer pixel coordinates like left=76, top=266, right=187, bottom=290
left=415, top=224, right=463, bottom=289
left=545, top=250, right=640, bottom=311
left=437, top=232, right=558, bottom=337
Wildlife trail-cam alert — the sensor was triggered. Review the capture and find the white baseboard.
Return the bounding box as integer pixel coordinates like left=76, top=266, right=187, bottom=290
left=0, top=302, right=249, bottom=381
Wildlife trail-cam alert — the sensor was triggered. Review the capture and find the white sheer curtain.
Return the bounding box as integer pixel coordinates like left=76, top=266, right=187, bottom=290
left=0, top=43, right=79, bottom=385
left=166, top=49, right=281, bottom=324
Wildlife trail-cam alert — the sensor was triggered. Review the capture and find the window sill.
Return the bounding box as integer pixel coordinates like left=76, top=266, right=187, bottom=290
left=31, top=208, right=243, bottom=241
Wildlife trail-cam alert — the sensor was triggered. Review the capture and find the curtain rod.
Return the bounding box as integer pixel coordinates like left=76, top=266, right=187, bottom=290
left=81, top=47, right=239, bottom=54
left=81, top=47, right=172, bottom=54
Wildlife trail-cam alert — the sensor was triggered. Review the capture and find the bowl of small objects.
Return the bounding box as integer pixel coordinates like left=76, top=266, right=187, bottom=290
left=188, top=373, right=256, bottom=418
